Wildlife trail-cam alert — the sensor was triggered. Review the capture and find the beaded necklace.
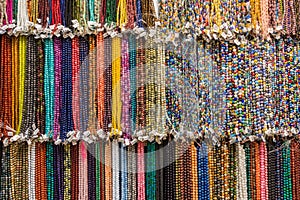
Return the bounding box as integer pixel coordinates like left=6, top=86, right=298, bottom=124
left=237, top=143, right=248, bottom=199
left=250, top=0, right=261, bottom=30
left=296, top=1, right=300, bottom=35
left=61, top=38, right=73, bottom=140
left=128, top=145, right=137, bottom=199
left=208, top=145, right=217, bottom=199
left=126, top=0, right=136, bottom=29
left=78, top=141, right=88, bottom=199
left=88, top=0, right=94, bottom=22
left=136, top=37, right=146, bottom=132
left=291, top=140, right=300, bottom=199
left=117, top=0, right=127, bottom=27
left=129, top=34, right=137, bottom=134
left=87, top=144, right=96, bottom=200
left=274, top=41, right=281, bottom=130
left=146, top=142, right=156, bottom=200
left=254, top=142, right=261, bottom=200
left=104, top=141, right=112, bottom=199
left=104, top=36, right=112, bottom=133
left=197, top=143, right=210, bottom=199
left=13, top=0, right=18, bottom=21
left=121, top=36, right=131, bottom=135
left=22, top=143, right=29, bottom=199
left=95, top=142, right=101, bottom=200
left=97, top=33, right=105, bottom=131
left=36, top=39, right=45, bottom=137
left=235, top=44, right=247, bottom=138
left=66, top=37, right=74, bottom=134
left=164, top=141, right=176, bottom=199
left=141, top=0, right=155, bottom=27
left=286, top=39, right=297, bottom=130
left=127, top=145, right=133, bottom=199
left=191, top=143, right=199, bottom=199
left=51, top=0, right=61, bottom=24
left=221, top=41, right=232, bottom=138
left=72, top=37, right=80, bottom=131
left=159, top=42, right=166, bottom=135
left=249, top=142, right=257, bottom=199
left=100, top=140, right=105, bottom=200
left=16, top=37, right=26, bottom=133
left=276, top=141, right=283, bottom=199
left=64, top=144, right=71, bottom=200
left=197, top=41, right=210, bottom=135
left=53, top=37, right=62, bottom=140
left=182, top=39, right=201, bottom=135
left=100, top=0, right=106, bottom=24
left=44, top=38, right=55, bottom=138
left=145, top=38, right=156, bottom=133
left=155, top=40, right=164, bottom=134
left=60, top=0, right=66, bottom=26
left=282, top=142, right=292, bottom=199
left=94, top=0, right=101, bottom=23
left=0, top=145, right=11, bottom=199
left=20, top=36, right=38, bottom=136
left=259, top=142, right=268, bottom=200
left=9, top=144, right=17, bottom=199
left=112, top=141, right=120, bottom=199
left=165, top=46, right=181, bottom=132
left=10, top=143, right=24, bottom=199
left=0, top=36, right=12, bottom=138
left=244, top=143, right=252, bottom=199
left=71, top=144, right=79, bottom=200
left=175, top=142, right=183, bottom=199
left=156, top=143, right=163, bottom=200
left=283, top=0, right=296, bottom=35
left=0, top=0, right=7, bottom=26
left=53, top=145, right=64, bottom=199
left=46, top=143, right=54, bottom=199
left=137, top=142, right=145, bottom=200
left=105, top=0, right=116, bottom=24
left=278, top=39, right=289, bottom=130
left=210, top=41, right=225, bottom=137
left=185, top=143, right=193, bottom=199
left=48, top=0, right=53, bottom=24
left=112, top=37, right=122, bottom=137
left=35, top=142, right=47, bottom=200
left=11, top=37, right=19, bottom=131
left=28, top=142, right=36, bottom=200
left=88, top=36, right=97, bottom=133
left=261, top=0, right=270, bottom=38
left=223, top=144, right=230, bottom=199
left=136, top=0, right=143, bottom=27
left=163, top=141, right=171, bottom=199
left=229, top=144, right=237, bottom=199
left=66, top=0, right=73, bottom=26
left=79, top=37, right=89, bottom=132
left=264, top=41, right=275, bottom=132
left=267, top=140, right=277, bottom=199
left=121, top=145, right=128, bottom=200
left=80, top=0, right=88, bottom=27
left=78, top=141, right=85, bottom=199
left=268, top=0, right=276, bottom=28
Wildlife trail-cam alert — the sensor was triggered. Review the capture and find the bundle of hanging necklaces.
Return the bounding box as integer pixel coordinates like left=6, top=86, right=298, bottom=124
left=1, top=0, right=300, bottom=199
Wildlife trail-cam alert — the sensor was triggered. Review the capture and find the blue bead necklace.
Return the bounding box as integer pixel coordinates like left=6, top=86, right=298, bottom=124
left=60, top=38, right=73, bottom=140
left=197, top=143, right=210, bottom=199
